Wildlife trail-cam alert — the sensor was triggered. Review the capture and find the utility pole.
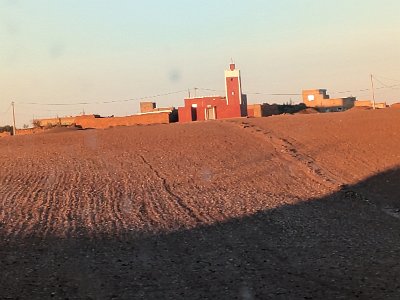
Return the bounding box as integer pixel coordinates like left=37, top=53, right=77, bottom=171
left=11, top=101, right=16, bottom=136
left=370, top=74, right=376, bottom=110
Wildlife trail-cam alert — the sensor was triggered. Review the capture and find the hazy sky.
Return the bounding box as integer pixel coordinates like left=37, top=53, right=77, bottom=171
left=1, top=0, right=399, bottom=126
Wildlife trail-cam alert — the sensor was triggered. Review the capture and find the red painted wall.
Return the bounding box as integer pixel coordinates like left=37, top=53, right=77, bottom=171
left=226, top=77, right=241, bottom=105
left=178, top=107, right=193, bottom=123
left=178, top=95, right=245, bottom=122
left=177, top=64, right=247, bottom=122
left=178, top=96, right=243, bottom=123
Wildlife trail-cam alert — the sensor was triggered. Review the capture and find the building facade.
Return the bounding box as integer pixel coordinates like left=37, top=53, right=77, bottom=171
left=354, top=100, right=387, bottom=109
left=302, top=89, right=356, bottom=112
left=139, top=101, right=178, bottom=122
left=178, top=63, right=247, bottom=123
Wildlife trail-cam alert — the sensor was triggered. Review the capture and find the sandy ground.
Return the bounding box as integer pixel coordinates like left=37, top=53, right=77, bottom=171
left=0, top=109, right=399, bottom=299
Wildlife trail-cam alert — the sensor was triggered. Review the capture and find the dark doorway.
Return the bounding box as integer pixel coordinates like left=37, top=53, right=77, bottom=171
left=191, top=107, right=197, bottom=121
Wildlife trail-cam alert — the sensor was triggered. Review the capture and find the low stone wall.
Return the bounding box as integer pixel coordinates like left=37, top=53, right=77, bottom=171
left=32, top=112, right=172, bottom=131
left=8, top=112, right=172, bottom=137
left=0, top=131, right=11, bottom=138
left=16, top=128, right=45, bottom=136
left=355, top=101, right=387, bottom=109
left=36, top=117, right=76, bottom=127
left=75, top=112, right=171, bottom=129
left=355, top=100, right=372, bottom=107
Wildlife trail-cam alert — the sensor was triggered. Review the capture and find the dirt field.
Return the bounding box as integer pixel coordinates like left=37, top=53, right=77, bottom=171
left=0, top=109, right=400, bottom=299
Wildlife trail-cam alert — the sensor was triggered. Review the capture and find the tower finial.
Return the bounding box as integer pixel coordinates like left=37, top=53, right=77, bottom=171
left=229, top=59, right=236, bottom=71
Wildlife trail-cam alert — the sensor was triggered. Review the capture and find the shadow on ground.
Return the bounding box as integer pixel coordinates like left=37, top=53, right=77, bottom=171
left=1, top=168, right=400, bottom=299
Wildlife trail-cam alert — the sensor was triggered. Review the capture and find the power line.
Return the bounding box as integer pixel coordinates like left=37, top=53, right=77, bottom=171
left=331, top=88, right=371, bottom=94
left=16, top=90, right=188, bottom=107
left=9, top=76, right=400, bottom=111
left=195, top=87, right=301, bottom=96
left=247, top=92, right=301, bottom=96
left=199, top=83, right=399, bottom=97
left=372, top=75, right=400, bottom=90
left=373, top=74, right=400, bottom=83
left=376, top=83, right=400, bottom=90
left=0, top=104, right=12, bottom=116
left=331, top=83, right=400, bottom=95
left=372, top=76, right=392, bottom=89
left=195, top=87, right=225, bottom=93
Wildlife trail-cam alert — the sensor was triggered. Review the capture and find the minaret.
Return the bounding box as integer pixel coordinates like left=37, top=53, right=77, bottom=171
left=224, top=62, right=243, bottom=105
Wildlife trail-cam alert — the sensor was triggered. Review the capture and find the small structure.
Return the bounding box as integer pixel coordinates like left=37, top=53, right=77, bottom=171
left=247, top=104, right=279, bottom=117
left=139, top=102, right=178, bottom=122
left=302, top=89, right=355, bottom=112
left=140, top=102, right=157, bottom=113
left=178, top=63, right=248, bottom=122
left=140, top=102, right=175, bottom=113
left=355, top=100, right=387, bottom=109
left=375, top=103, right=387, bottom=109
left=247, top=103, right=308, bottom=117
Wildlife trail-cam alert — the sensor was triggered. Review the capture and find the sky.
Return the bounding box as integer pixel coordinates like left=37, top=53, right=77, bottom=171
left=1, top=0, right=400, bottom=127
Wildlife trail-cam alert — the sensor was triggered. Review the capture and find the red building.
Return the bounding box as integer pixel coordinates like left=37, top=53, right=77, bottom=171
left=178, top=63, right=247, bottom=122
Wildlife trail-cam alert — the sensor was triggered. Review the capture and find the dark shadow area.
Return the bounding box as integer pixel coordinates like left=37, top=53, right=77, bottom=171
left=0, top=125, right=13, bottom=134
left=169, top=109, right=179, bottom=123
left=277, top=103, right=307, bottom=114
left=1, top=168, right=400, bottom=299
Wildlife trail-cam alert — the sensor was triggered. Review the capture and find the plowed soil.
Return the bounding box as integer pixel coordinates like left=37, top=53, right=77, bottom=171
left=0, top=109, right=400, bottom=299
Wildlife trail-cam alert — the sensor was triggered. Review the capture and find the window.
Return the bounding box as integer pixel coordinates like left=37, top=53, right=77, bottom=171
left=308, top=95, right=315, bottom=101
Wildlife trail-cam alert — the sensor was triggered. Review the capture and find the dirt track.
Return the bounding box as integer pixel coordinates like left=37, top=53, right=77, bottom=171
left=0, top=109, right=400, bottom=299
